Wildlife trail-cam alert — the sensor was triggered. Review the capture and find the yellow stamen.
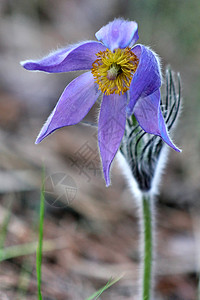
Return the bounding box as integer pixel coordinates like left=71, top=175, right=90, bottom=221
left=91, top=47, right=139, bottom=96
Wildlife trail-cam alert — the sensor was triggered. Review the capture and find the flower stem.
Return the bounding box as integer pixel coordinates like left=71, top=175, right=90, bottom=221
left=141, top=194, right=154, bottom=300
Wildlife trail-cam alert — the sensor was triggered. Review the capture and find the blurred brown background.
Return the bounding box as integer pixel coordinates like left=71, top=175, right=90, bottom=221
left=0, top=0, right=200, bottom=299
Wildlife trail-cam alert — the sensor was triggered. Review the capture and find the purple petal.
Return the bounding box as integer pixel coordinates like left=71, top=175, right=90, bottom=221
left=133, top=89, right=181, bottom=152
left=95, top=19, right=139, bottom=51
left=98, top=93, right=127, bottom=186
left=21, top=41, right=106, bottom=73
left=127, top=44, right=162, bottom=115
left=36, top=72, right=100, bottom=143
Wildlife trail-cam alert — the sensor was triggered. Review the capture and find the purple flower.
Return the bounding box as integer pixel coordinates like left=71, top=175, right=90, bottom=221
left=21, top=19, right=180, bottom=186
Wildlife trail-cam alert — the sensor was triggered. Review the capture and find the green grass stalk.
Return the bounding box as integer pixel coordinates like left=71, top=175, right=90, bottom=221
left=0, top=197, right=13, bottom=252
left=86, top=275, right=123, bottom=300
left=36, top=168, right=45, bottom=300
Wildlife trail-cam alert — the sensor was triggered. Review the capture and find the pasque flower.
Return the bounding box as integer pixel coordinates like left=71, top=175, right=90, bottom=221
left=21, top=19, right=180, bottom=186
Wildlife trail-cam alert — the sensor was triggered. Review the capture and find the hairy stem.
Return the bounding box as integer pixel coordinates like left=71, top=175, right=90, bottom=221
left=141, top=194, right=154, bottom=300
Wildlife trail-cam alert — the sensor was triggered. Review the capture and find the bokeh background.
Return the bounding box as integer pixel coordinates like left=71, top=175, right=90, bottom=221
left=0, top=0, right=200, bottom=299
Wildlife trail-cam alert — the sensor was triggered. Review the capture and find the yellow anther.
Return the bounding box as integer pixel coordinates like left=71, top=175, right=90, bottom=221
left=91, top=47, right=139, bottom=95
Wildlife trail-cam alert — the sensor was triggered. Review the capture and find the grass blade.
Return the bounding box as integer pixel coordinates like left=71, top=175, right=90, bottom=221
left=36, top=168, right=45, bottom=300
left=86, top=275, right=123, bottom=300
left=0, top=197, right=13, bottom=252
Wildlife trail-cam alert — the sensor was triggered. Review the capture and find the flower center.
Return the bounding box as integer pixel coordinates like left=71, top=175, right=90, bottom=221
left=91, top=47, right=139, bottom=96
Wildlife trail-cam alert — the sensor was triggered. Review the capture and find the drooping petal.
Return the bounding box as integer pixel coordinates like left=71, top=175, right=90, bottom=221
left=36, top=72, right=100, bottom=143
left=21, top=41, right=106, bottom=73
left=95, top=19, right=139, bottom=52
left=133, top=89, right=181, bottom=152
left=98, top=93, right=127, bottom=186
left=127, top=44, right=162, bottom=115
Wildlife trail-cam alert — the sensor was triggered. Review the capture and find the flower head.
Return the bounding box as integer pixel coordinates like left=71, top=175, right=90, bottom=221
left=21, top=19, right=180, bottom=186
